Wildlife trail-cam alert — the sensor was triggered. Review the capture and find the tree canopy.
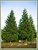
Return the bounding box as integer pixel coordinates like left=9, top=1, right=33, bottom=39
left=1, top=10, right=18, bottom=42
left=1, top=9, right=36, bottom=42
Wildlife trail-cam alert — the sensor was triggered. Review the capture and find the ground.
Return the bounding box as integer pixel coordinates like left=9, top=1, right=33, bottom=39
left=1, top=41, right=36, bottom=48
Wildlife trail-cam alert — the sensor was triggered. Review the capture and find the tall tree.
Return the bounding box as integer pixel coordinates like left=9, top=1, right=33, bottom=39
left=1, top=10, right=18, bottom=42
left=18, top=9, right=29, bottom=40
left=18, top=9, right=36, bottom=41
left=24, top=15, right=37, bottom=41
left=29, top=15, right=36, bottom=39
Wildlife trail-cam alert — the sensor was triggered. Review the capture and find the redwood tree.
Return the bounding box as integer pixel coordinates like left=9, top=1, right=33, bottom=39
left=1, top=10, right=18, bottom=42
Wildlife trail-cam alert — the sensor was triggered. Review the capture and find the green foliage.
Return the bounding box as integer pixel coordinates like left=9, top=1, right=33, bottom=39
left=18, top=9, right=29, bottom=40
left=1, top=10, right=18, bottom=42
left=1, top=9, right=36, bottom=42
left=29, top=15, right=37, bottom=39
left=18, top=9, right=36, bottom=41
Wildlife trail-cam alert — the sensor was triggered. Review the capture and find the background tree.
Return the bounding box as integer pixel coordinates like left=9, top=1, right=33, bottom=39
left=28, top=15, right=36, bottom=40
left=1, top=10, right=18, bottom=42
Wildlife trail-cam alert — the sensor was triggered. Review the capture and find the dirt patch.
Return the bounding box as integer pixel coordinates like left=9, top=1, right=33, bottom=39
left=1, top=42, right=36, bottom=48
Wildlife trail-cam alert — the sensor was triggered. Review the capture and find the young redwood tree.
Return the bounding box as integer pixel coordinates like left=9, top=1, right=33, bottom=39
left=1, top=10, right=18, bottom=42
left=18, top=9, right=29, bottom=40
left=18, top=9, right=36, bottom=41
left=28, top=15, right=37, bottom=41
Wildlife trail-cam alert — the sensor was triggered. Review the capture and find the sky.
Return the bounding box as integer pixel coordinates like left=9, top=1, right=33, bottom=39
left=1, top=1, right=37, bottom=31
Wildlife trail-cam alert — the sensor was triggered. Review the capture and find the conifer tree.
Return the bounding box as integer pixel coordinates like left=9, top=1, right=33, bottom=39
left=1, top=10, right=18, bottom=42
left=29, top=15, right=36, bottom=39
left=18, top=9, right=36, bottom=41
left=18, top=9, right=29, bottom=40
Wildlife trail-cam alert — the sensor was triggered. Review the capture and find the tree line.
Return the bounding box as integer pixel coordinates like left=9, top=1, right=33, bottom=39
left=1, top=9, right=36, bottom=42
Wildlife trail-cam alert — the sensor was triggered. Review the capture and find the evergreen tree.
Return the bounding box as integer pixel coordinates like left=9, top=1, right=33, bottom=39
left=27, top=15, right=37, bottom=41
left=18, top=9, right=36, bottom=41
left=29, top=15, right=36, bottom=39
left=1, top=10, right=18, bottom=42
left=18, top=9, right=29, bottom=40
